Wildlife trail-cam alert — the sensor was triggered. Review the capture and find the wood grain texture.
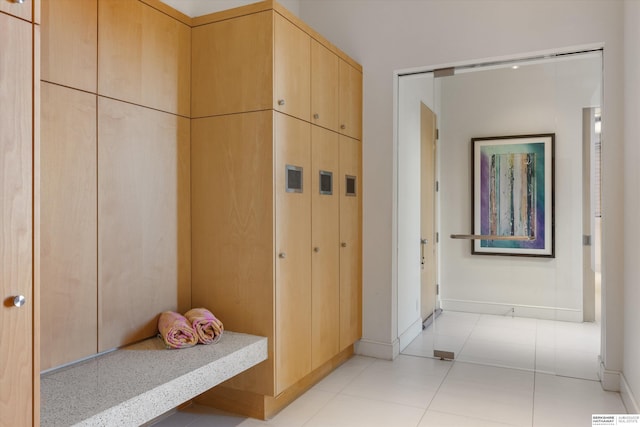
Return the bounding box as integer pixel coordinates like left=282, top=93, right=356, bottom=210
left=32, top=23, right=40, bottom=427
left=97, top=97, right=191, bottom=352
left=40, top=83, right=97, bottom=371
left=41, top=0, right=97, bottom=93
left=191, top=11, right=273, bottom=118
left=0, top=13, right=33, bottom=427
left=339, top=60, right=363, bottom=141
left=311, top=40, right=339, bottom=132
left=339, top=135, right=362, bottom=350
left=274, top=12, right=310, bottom=121
left=274, top=113, right=312, bottom=393
left=98, top=0, right=190, bottom=116
left=0, top=0, right=33, bottom=21
left=191, top=111, right=275, bottom=397
left=311, top=126, right=340, bottom=370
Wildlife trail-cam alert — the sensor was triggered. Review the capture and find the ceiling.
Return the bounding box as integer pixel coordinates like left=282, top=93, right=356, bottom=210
left=158, top=0, right=259, bottom=18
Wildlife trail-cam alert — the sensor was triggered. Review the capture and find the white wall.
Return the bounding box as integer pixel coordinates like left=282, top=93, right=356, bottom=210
left=397, top=75, right=435, bottom=348
left=159, top=0, right=300, bottom=17
left=623, top=0, right=640, bottom=414
left=438, top=57, right=601, bottom=321
left=298, top=0, right=625, bottom=383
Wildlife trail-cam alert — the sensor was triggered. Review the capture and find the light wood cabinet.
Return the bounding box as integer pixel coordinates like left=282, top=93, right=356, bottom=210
left=191, top=11, right=272, bottom=118
left=190, top=2, right=361, bottom=419
left=40, top=83, right=97, bottom=371
left=311, top=40, right=340, bottom=132
left=274, top=12, right=310, bottom=121
left=41, top=0, right=97, bottom=93
left=97, top=97, right=191, bottom=352
left=339, top=135, right=363, bottom=349
left=193, top=9, right=311, bottom=122
left=98, top=0, right=191, bottom=116
left=0, top=0, right=35, bottom=21
left=311, top=126, right=341, bottom=369
left=339, top=60, right=363, bottom=140
left=0, top=10, right=36, bottom=427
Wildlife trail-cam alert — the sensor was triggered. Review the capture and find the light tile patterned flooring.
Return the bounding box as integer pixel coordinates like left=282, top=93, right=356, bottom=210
left=152, top=313, right=625, bottom=427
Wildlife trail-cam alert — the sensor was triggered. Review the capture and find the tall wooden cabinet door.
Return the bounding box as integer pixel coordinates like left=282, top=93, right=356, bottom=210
left=339, top=61, right=363, bottom=140
left=311, top=126, right=340, bottom=369
left=40, top=83, right=97, bottom=371
left=339, top=135, right=362, bottom=350
left=274, top=113, right=311, bottom=393
left=311, top=40, right=339, bottom=132
left=274, top=12, right=310, bottom=122
left=0, top=14, right=33, bottom=427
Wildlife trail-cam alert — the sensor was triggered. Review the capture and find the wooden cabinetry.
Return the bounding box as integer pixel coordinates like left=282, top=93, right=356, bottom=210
left=40, top=83, right=97, bottom=371
left=97, top=97, right=191, bottom=352
left=339, top=135, right=363, bottom=349
left=0, top=8, right=38, bottom=427
left=191, top=2, right=361, bottom=419
left=98, top=0, right=191, bottom=116
left=311, top=126, right=340, bottom=369
left=311, top=40, right=340, bottom=132
left=339, top=61, right=363, bottom=140
left=41, top=0, right=97, bottom=93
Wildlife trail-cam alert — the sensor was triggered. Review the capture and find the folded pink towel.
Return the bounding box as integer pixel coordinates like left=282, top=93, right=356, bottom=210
left=157, top=311, right=198, bottom=349
left=184, top=308, right=224, bottom=345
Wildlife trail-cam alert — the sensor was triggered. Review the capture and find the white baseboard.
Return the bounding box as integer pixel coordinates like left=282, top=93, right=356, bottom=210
left=441, top=299, right=583, bottom=322
left=354, top=338, right=399, bottom=360
left=599, top=360, right=621, bottom=392
left=621, top=373, right=640, bottom=414
left=398, top=317, right=423, bottom=353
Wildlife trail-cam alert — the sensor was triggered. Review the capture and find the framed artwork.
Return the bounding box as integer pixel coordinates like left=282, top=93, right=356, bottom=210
left=472, top=134, right=555, bottom=257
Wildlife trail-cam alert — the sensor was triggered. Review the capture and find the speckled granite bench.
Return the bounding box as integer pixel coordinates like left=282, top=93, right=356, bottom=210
left=41, top=332, right=267, bottom=427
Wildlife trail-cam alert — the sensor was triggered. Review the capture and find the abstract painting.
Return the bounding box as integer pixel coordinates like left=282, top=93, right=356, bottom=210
left=472, top=134, right=555, bottom=257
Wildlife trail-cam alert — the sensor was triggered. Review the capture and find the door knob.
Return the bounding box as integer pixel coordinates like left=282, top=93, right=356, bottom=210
left=278, top=252, right=286, bottom=259
left=341, top=242, right=347, bottom=248
left=13, top=295, right=26, bottom=307
left=421, top=238, right=428, bottom=245
left=313, top=113, right=319, bottom=119
left=278, top=99, right=285, bottom=106
left=313, top=247, right=320, bottom=253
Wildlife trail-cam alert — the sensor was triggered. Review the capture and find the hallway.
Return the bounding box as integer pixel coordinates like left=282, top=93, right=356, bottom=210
left=153, top=316, right=625, bottom=427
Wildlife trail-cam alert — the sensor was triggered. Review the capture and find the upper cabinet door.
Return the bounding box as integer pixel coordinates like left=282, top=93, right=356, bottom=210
left=41, top=0, right=97, bottom=93
left=339, top=60, right=363, bottom=140
left=0, top=13, right=33, bottom=427
left=98, top=0, right=191, bottom=116
left=274, top=13, right=310, bottom=122
left=0, top=0, right=33, bottom=21
left=192, top=11, right=273, bottom=118
left=311, top=40, right=339, bottom=132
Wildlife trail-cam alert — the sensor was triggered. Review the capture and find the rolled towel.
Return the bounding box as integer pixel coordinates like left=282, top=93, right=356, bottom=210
left=157, top=311, right=198, bottom=349
left=184, top=308, right=224, bottom=345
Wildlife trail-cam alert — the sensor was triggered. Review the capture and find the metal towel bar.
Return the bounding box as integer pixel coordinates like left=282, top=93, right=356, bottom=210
left=450, top=234, right=535, bottom=241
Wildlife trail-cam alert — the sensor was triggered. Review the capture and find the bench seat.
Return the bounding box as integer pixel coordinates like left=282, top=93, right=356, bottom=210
left=41, top=332, right=267, bottom=426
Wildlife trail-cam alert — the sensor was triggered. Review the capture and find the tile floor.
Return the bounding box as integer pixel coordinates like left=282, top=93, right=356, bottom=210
left=152, top=313, right=625, bottom=427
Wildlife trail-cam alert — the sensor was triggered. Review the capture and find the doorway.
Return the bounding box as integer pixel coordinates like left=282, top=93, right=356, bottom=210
left=396, top=50, right=603, bottom=380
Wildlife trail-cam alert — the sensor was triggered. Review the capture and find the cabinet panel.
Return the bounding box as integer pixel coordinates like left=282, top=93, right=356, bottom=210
left=40, top=83, right=97, bottom=371
left=41, top=0, right=97, bottom=93
left=0, top=0, right=33, bottom=21
left=0, top=13, right=33, bottom=427
left=311, top=126, right=340, bottom=369
left=192, top=12, right=273, bottom=118
left=339, top=136, right=362, bottom=350
left=98, top=97, right=191, bottom=352
left=275, top=113, right=312, bottom=393
left=274, top=13, right=310, bottom=121
left=311, top=40, right=339, bottom=132
left=191, top=111, right=275, bottom=396
left=98, top=0, right=190, bottom=116
left=339, top=60, right=363, bottom=140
